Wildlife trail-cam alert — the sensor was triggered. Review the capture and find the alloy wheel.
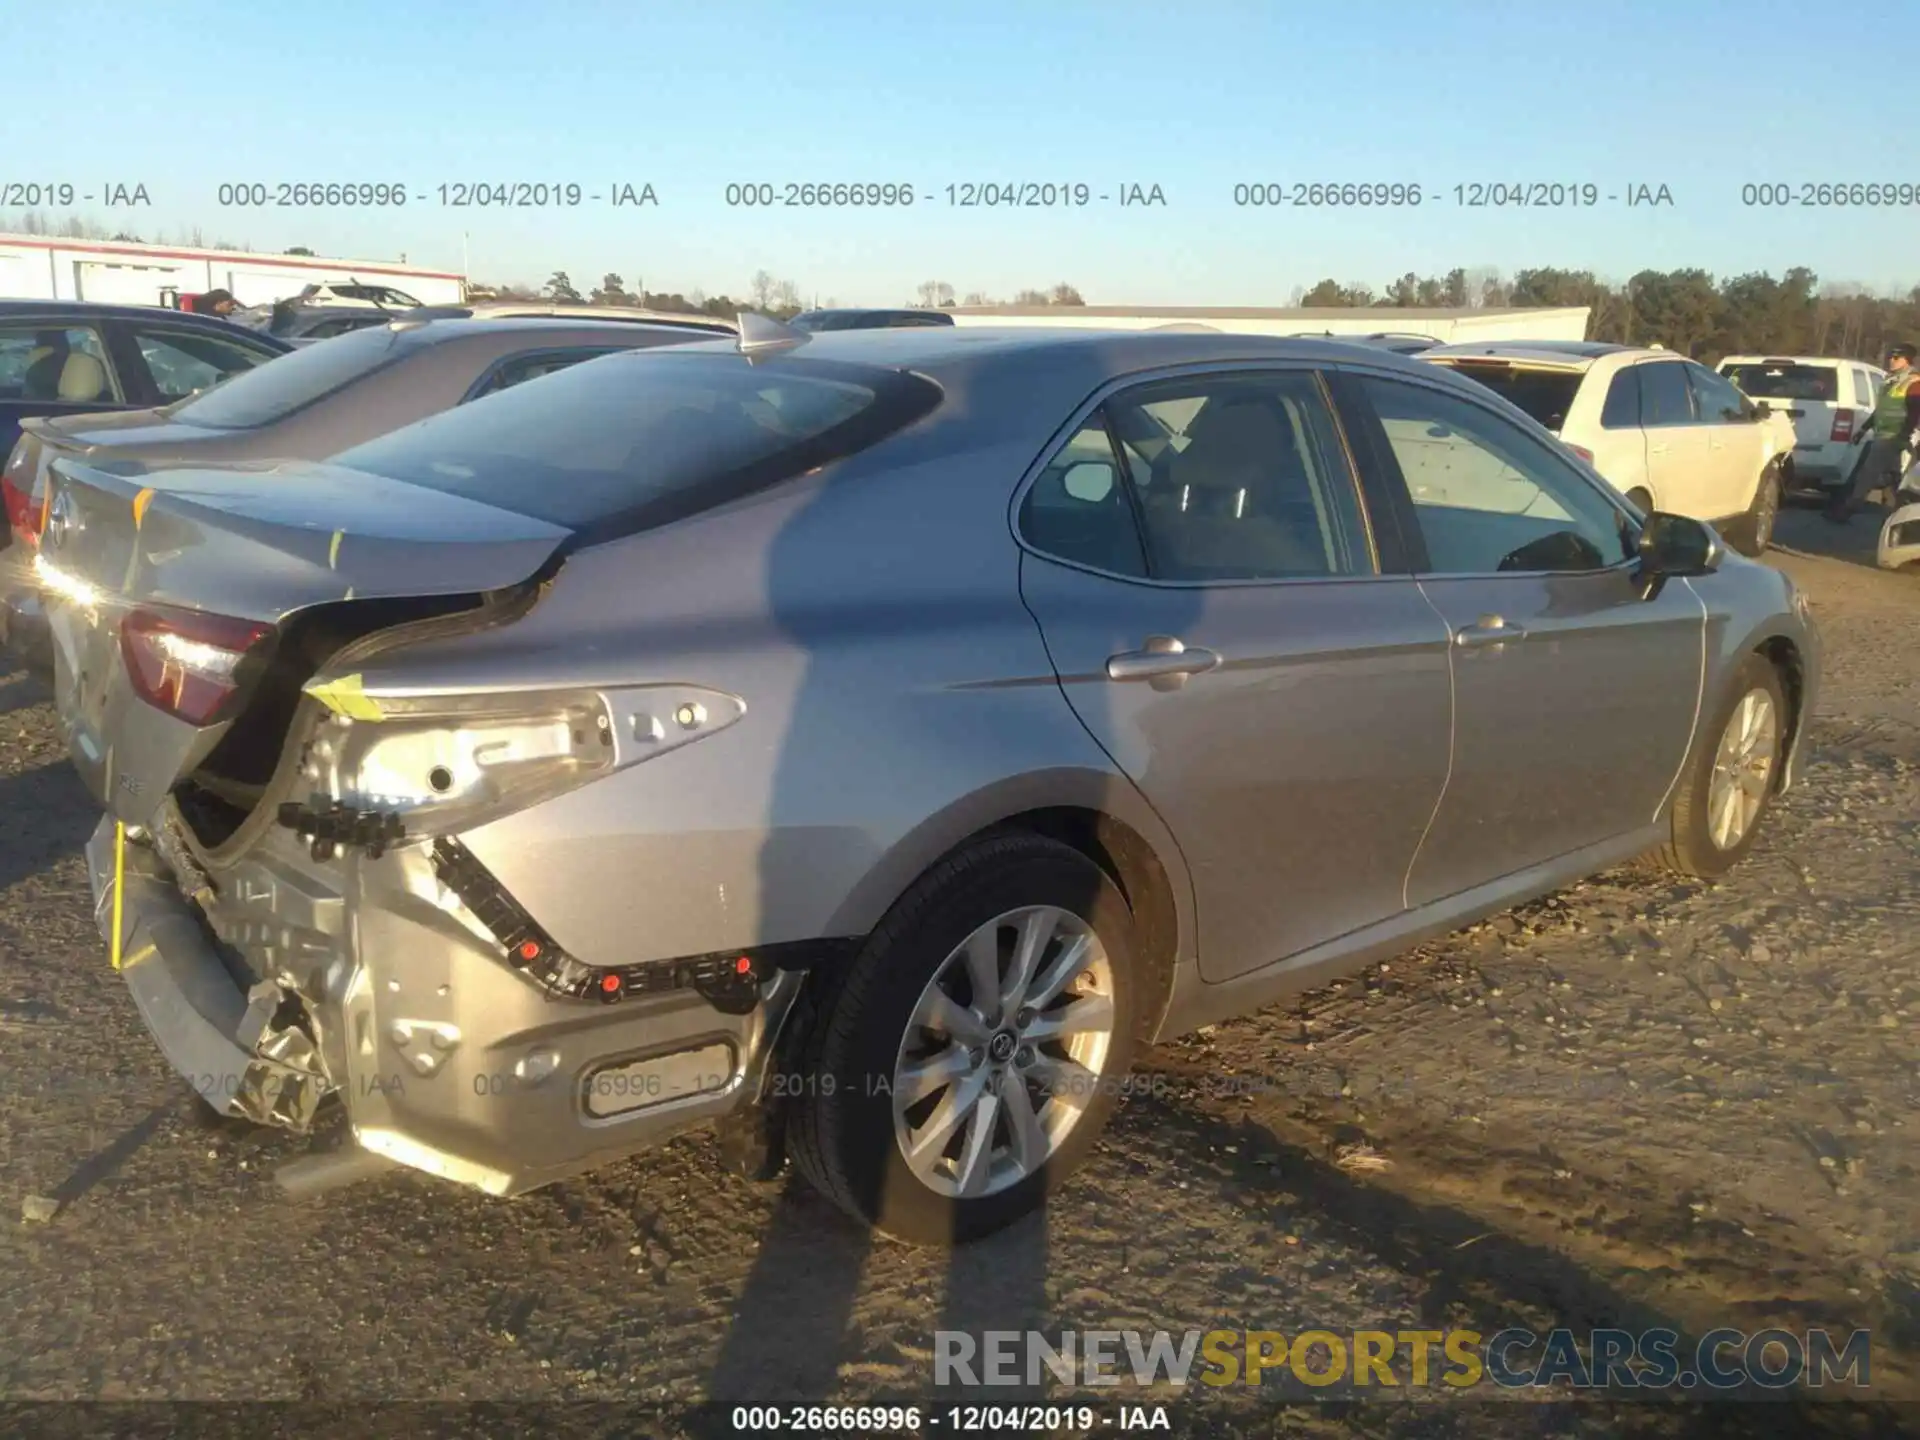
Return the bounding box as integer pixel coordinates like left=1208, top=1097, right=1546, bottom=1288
left=1707, top=688, right=1778, bottom=850
left=891, top=905, right=1116, bottom=1199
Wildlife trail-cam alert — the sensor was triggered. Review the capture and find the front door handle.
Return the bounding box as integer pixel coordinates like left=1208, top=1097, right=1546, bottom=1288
left=1454, top=615, right=1528, bottom=649
left=1106, top=635, right=1221, bottom=689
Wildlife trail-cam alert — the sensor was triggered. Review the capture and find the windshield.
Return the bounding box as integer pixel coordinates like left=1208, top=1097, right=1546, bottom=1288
left=1433, top=361, right=1585, bottom=431
left=1721, top=363, right=1838, bottom=402
left=165, top=323, right=409, bottom=429
left=330, top=349, right=940, bottom=536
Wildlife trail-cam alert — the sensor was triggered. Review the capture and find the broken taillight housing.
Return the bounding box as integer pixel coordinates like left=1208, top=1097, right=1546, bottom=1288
left=2, top=437, right=35, bottom=546
left=121, top=607, right=273, bottom=725
left=302, top=682, right=747, bottom=839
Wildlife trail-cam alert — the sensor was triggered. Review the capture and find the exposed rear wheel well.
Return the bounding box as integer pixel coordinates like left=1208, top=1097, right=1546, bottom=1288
left=1755, top=635, right=1805, bottom=791
left=986, top=806, right=1179, bottom=1042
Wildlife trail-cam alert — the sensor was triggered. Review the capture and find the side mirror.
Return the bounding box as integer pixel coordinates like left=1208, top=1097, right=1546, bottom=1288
left=1062, top=461, right=1116, bottom=503
left=1634, top=511, right=1722, bottom=600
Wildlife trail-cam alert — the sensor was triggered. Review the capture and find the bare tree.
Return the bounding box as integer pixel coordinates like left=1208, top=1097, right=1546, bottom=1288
left=749, top=270, right=777, bottom=309
left=915, top=280, right=955, bottom=308
left=962, top=291, right=990, bottom=306
left=772, top=278, right=803, bottom=315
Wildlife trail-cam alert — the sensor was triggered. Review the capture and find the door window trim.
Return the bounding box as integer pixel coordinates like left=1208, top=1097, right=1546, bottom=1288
left=1008, top=360, right=1394, bottom=588
left=1327, top=361, right=1645, bottom=581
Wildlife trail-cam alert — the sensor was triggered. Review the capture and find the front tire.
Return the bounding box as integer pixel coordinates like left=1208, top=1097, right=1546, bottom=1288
left=1732, top=462, right=1781, bottom=557
left=1650, top=653, right=1787, bottom=879
left=786, top=833, right=1138, bottom=1246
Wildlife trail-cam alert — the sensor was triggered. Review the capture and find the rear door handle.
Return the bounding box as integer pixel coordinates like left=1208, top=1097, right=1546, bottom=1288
left=1454, top=615, right=1528, bottom=649
left=1106, top=636, right=1221, bottom=689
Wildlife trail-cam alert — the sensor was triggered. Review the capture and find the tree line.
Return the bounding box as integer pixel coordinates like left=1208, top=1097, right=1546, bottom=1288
left=7, top=210, right=1913, bottom=359
left=1290, top=267, right=1918, bottom=365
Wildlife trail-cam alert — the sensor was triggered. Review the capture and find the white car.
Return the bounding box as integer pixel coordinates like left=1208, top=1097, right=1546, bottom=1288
left=1717, top=355, right=1885, bottom=503
left=1422, top=341, right=1791, bottom=555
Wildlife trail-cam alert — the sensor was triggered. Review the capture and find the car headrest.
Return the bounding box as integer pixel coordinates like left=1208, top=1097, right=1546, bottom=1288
left=57, top=352, right=109, bottom=403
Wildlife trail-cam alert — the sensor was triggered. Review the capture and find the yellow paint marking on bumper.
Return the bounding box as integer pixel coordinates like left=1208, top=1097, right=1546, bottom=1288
left=304, top=672, right=386, bottom=721
left=110, top=822, right=125, bottom=970
left=132, top=488, right=156, bottom=528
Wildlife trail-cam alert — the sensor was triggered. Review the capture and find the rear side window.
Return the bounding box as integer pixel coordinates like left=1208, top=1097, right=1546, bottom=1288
left=167, top=323, right=408, bottom=428
left=1852, top=368, right=1876, bottom=404
left=1600, top=368, right=1641, bottom=428
left=1435, top=362, right=1584, bottom=432
left=128, top=325, right=275, bottom=401
left=1721, top=363, right=1838, bottom=402
left=1019, top=417, right=1147, bottom=576
left=331, top=350, right=941, bottom=536
left=1638, top=362, right=1695, bottom=426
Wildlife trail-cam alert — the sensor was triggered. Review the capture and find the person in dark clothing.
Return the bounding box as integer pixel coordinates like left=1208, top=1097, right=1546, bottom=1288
left=1827, top=344, right=1920, bottom=521
left=197, top=288, right=241, bottom=317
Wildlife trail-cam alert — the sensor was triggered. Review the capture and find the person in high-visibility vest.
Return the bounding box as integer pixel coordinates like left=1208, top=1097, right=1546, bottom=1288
left=1828, top=343, right=1920, bottom=521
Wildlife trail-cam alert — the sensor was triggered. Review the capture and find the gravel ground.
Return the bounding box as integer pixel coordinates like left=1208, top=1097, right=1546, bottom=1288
left=0, top=505, right=1914, bottom=1437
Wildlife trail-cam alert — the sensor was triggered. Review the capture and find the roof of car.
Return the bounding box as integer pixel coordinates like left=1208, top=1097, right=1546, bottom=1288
left=0, top=299, right=288, bottom=338
left=674, top=324, right=1447, bottom=378
left=414, top=302, right=735, bottom=331
left=1717, top=354, right=1866, bottom=368
left=1422, top=339, right=1657, bottom=368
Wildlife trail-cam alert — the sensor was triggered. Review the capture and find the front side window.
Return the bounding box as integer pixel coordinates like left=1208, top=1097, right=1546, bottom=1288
left=1102, top=371, right=1371, bottom=581
left=1360, top=376, right=1633, bottom=575
left=0, top=325, right=117, bottom=404
left=1686, top=363, right=1750, bottom=424
left=1019, top=417, right=1146, bottom=576
left=1637, top=362, right=1696, bottom=427
left=129, top=326, right=275, bottom=401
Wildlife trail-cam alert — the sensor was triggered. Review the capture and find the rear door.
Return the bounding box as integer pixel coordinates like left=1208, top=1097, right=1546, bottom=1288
left=1637, top=360, right=1716, bottom=515
left=1340, top=370, right=1703, bottom=904
left=0, top=319, right=130, bottom=460
left=1017, top=365, right=1453, bottom=982
left=1684, top=361, right=1771, bottom=517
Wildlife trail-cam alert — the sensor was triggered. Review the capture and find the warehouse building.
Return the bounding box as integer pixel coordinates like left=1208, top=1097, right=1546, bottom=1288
left=0, top=234, right=466, bottom=309
left=945, top=304, right=1590, bottom=343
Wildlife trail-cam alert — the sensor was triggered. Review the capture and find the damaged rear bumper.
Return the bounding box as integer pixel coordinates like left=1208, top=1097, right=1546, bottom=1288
left=86, top=812, right=803, bottom=1196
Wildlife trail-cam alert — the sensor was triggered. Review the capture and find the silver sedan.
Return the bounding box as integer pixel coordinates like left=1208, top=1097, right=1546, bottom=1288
left=35, top=322, right=1819, bottom=1245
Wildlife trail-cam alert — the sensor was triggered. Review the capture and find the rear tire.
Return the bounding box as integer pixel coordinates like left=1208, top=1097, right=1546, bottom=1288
left=786, top=833, right=1138, bottom=1246
left=1647, top=653, right=1787, bottom=880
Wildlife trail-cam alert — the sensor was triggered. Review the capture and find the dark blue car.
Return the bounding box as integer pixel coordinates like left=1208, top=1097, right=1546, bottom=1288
left=0, top=301, right=289, bottom=533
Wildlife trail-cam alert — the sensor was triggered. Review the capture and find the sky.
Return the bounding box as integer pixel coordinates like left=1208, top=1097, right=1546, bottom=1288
left=10, top=0, right=1908, bottom=305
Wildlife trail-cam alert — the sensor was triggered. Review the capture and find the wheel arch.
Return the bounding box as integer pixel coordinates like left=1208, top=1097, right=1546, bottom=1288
left=1751, top=630, right=1807, bottom=793
left=818, top=768, right=1194, bottom=1044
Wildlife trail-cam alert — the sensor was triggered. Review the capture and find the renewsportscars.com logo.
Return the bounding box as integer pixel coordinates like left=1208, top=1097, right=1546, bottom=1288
left=935, top=1326, right=1872, bottom=1392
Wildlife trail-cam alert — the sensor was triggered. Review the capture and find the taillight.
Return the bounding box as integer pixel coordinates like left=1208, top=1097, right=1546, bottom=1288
left=1566, top=443, right=1596, bottom=464
left=1831, top=410, right=1856, bottom=443
left=2, top=439, right=34, bottom=545
left=120, top=607, right=272, bottom=726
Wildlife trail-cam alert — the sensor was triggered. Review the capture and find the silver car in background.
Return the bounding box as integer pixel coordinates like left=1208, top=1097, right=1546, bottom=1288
left=36, top=323, right=1820, bottom=1245
left=3, top=318, right=713, bottom=658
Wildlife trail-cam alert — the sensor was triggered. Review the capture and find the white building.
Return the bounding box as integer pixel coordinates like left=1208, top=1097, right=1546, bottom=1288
left=0, top=233, right=466, bottom=308
left=945, top=304, right=1590, bottom=343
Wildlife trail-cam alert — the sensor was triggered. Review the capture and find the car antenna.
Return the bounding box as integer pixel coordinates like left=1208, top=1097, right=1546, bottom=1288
left=736, top=311, right=810, bottom=362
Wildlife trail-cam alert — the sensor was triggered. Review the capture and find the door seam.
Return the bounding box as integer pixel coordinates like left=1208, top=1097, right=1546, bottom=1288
left=1400, top=577, right=1456, bottom=911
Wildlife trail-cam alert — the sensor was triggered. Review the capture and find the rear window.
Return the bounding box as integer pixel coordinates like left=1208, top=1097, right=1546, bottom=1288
left=165, top=323, right=410, bottom=429
left=329, top=349, right=942, bottom=537
left=1721, top=363, right=1838, bottom=402
left=1434, top=362, right=1584, bottom=431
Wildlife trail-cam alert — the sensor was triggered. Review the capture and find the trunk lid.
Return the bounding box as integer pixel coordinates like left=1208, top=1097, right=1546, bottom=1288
left=38, top=455, right=570, bottom=826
